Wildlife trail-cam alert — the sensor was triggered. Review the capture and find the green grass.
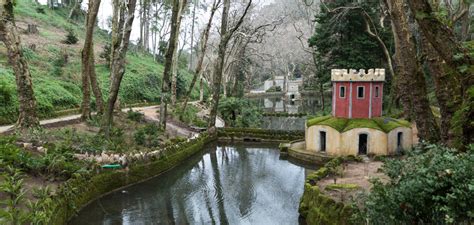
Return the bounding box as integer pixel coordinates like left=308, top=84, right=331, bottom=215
left=307, top=116, right=411, bottom=133
left=325, top=183, right=360, bottom=191
left=0, top=0, right=206, bottom=124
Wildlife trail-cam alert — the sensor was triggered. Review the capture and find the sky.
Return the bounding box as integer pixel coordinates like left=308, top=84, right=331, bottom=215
left=36, top=0, right=275, bottom=49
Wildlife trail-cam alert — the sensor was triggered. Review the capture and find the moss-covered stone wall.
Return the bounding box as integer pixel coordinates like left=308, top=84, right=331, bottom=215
left=48, top=133, right=217, bottom=225
left=218, top=127, right=304, bottom=142
left=299, top=157, right=353, bottom=225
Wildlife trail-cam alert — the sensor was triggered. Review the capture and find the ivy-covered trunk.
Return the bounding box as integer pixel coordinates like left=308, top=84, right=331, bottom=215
left=407, top=0, right=474, bottom=147
left=0, top=1, right=40, bottom=129
left=386, top=0, right=440, bottom=142
left=420, top=37, right=462, bottom=145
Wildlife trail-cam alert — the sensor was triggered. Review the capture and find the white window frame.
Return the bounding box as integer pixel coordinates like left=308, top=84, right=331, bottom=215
left=339, top=86, right=346, bottom=98
left=357, top=86, right=365, bottom=99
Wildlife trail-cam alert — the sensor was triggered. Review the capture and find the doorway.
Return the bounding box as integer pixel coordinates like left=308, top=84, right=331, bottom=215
left=397, top=132, right=403, bottom=151
left=320, top=131, right=326, bottom=152
left=358, top=134, right=368, bottom=155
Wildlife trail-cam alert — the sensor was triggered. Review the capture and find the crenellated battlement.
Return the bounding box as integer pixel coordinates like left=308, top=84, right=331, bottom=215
left=331, top=68, right=385, bottom=82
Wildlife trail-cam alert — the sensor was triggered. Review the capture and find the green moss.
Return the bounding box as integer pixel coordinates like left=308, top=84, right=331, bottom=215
left=300, top=157, right=354, bottom=225
left=325, top=183, right=359, bottom=191
left=306, top=115, right=332, bottom=127
left=343, top=118, right=381, bottom=132
left=307, top=116, right=411, bottom=133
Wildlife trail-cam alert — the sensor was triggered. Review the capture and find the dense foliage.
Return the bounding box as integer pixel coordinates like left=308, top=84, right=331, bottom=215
left=309, top=0, right=392, bottom=87
left=218, top=97, right=263, bottom=128
left=354, top=143, right=474, bottom=224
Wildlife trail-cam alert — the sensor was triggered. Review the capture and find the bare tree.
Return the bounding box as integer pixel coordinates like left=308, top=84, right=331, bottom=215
left=159, top=0, right=188, bottom=130
left=181, top=0, right=221, bottom=113
left=208, top=0, right=253, bottom=132
left=102, top=0, right=138, bottom=137
left=0, top=0, right=40, bottom=129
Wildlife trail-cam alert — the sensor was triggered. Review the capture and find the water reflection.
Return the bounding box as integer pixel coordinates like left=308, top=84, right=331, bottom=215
left=69, top=143, right=310, bottom=225
left=251, top=96, right=323, bottom=115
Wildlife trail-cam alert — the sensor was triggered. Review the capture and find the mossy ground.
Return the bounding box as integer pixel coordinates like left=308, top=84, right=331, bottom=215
left=306, top=116, right=411, bottom=133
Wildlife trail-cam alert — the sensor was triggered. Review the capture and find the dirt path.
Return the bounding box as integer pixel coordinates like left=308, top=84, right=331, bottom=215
left=0, top=103, right=225, bottom=136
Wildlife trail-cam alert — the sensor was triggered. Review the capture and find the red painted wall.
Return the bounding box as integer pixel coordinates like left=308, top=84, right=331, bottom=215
left=351, top=82, right=371, bottom=118
left=371, top=83, right=383, bottom=117
left=334, top=82, right=350, bottom=117
left=332, top=81, right=384, bottom=118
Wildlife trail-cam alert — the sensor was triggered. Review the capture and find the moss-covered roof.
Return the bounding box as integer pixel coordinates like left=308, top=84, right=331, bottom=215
left=307, top=116, right=411, bottom=133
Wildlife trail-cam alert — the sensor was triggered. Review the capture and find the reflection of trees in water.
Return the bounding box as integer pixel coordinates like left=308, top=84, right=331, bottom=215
left=210, top=148, right=229, bottom=225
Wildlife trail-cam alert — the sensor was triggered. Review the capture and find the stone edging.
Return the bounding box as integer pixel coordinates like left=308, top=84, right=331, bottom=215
left=48, top=133, right=216, bottom=225
left=299, top=157, right=353, bottom=225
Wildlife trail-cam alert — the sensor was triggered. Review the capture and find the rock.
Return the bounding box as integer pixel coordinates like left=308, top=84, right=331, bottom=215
left=23, top=142, right=33, bottom=150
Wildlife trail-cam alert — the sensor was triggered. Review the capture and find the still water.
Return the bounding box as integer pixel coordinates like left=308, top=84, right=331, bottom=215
left=250, top=96, right=327, bottom=131
left=69, top=142, right=312, bottom=225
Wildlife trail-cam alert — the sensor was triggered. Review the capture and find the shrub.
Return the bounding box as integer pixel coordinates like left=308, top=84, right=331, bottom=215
left=126, top=109, right=144, bottom=122
left=353, top=143, right=474, bottom=224
left=63, top=28, right=78, bottom=45
left=133, top=124, right=162, bottom=147
left=99, top=42, right=111, bottom=66
left=266, top=85, right=282, bottom=92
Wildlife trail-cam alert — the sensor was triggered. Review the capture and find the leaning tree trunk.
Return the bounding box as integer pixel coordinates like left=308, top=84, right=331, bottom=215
left=208, top=0, right=231, bottom=130
left=0, top=0, right=40, bottom=129
left=421, top=37, right=462, bottom=145
left=181, top=0, right=219, bottom=113
left=102, top=0, right=137, bottom=137
left=208, top=0, right=251, bottom=131
left=407, top=0, right=474, bottom=147
left=386, top=0, right=440, bottom=143
left=81, top=0, right=102, bottom=120
left=159, top=0, right=187, bottom=129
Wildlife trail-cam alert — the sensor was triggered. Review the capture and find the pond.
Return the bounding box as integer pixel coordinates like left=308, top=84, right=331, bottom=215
left=249, top=95, right=328, bottom=131
left=69, top=142, right=315, bottom=225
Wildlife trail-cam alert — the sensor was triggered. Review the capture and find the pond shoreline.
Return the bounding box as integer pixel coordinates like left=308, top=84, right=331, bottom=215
left=44, top=128, right=304, bottom=225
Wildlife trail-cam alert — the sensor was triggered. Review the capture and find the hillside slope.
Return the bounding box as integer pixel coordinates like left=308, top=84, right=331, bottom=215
left=0, top=0, right=206, bottom=124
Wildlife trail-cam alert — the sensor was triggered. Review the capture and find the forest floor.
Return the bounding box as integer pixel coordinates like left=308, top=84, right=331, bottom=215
left=317, top=160, right=387, bottom=204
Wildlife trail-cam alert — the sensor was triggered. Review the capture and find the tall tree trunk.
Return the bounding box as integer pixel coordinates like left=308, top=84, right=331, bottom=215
left=68, top=0, right=83, bottom=21
left=182, top=0, right=220, bottom=112
left=188, top=0, right=197, bottom=71
left=386, top=0, right=440, bottom=142
left=208, top=0, right=252, bottom=131
left=159, top=0, right=187, bottom=130
left=102, top=0, right=137, bottom=137
left=407, top=0, right=474, bottom=147
left=0, top=0, right=40, bottom=129
left=81, top=0, right=102, bottom=120
left=199, top=74, right=204, bottom=102
left=89, top=48, right=104, bottom=114
left=421, top=38, right=462, bottom=145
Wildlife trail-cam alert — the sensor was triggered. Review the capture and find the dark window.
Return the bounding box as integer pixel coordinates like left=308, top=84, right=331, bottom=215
left=357, top=86, right=364, bottom=98
left=375, top=86, right=380, bottom=98
left=340, top=86, right=346, bottom=98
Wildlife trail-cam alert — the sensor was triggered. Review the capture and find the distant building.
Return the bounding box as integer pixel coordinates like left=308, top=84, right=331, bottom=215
left=262, top=75, right=303, bottom=99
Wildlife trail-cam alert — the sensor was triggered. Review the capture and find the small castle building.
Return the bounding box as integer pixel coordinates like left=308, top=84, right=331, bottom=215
left=303, top=69, right=415, bottom=156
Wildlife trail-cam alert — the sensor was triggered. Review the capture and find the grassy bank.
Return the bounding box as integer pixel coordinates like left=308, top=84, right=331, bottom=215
left=0, top=0, right=209, bottom=125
